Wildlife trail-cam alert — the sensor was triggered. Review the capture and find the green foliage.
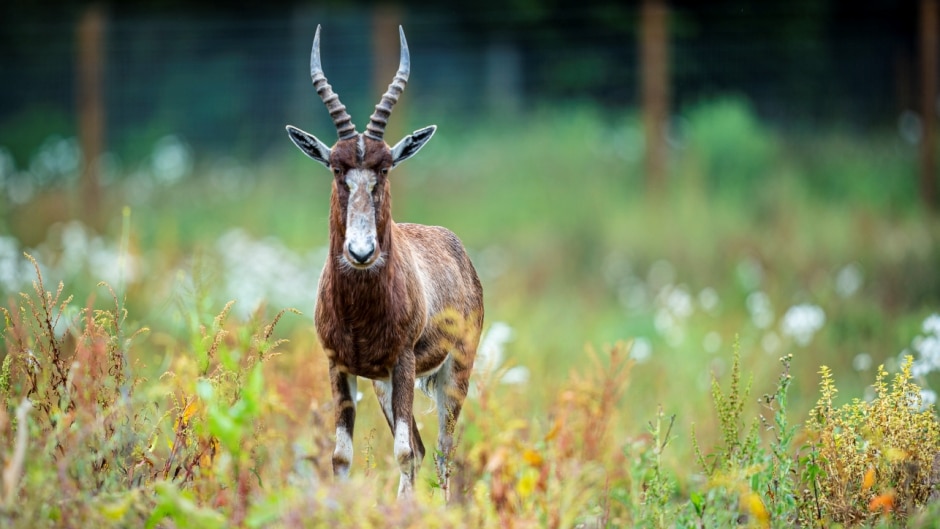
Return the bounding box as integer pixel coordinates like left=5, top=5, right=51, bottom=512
left=146, top=481, right=226, bottom=529
left=803, top=357, right=940, bottom=526
left=0, top=106, right=73, bottom=169
left=635, top=407, right=677, bottom=529
left=684, top=97, right=778, bottom=196
left=687, top=340, right=766, bottom=527
left=0, top=258, right=297, bottom=528
left=1, top=107, right=938, bottom=527
left=0, top=247, right=939, bottom=527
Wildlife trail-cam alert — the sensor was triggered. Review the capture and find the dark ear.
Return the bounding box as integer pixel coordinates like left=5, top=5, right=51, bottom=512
left=390, top=125, right=436, bottom=169
left=286, top=125, right=332, bottom=169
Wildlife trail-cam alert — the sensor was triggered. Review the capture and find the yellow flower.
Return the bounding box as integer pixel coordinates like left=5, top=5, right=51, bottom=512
left=742, top=492, right=769, bottom=527
left=522, top=448, right=543, bottom=467
left=869, top=492, right=895, bottom=513
left=862, top=466, right=876, bottom=491
left=516, top=468, right=539, bottom=500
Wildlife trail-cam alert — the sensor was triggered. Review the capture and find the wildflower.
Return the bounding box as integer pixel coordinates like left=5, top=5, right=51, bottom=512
left=921, top=389, right=938, bottom=407
left=835, top=263, right=863, bottom=298
left=150, top=135, right=192, bottom=185
left=475, top=322, right=528, bottom=385
left=923, top=313, right=940, bottom=335
left=215, top=229, right=323, bottom=318
left=736, top=257, right=763, bottom=291
left=703, top=331, right=722, bottom=354
left=698, top=287, right=719, bottom=314
left=781, top=303, right=825, bottom=346
left=742, top=491, right=769, bottom=526
left=853, top=353, right=872, bottom=372
left=0, top=236, right=30, bottom=292
left=862, top=467, right=876, bottom=491
left=500, top=366, right=530, bottom=385
left=522, top=448, right=543, bottom=467
left=664, top=285, right=693, bottom=319
left=654, top=285, right=694, bottom=346
left=761, top=331, right=781, bottom=355
left=476, top=321, right=514, bottom=374
left=746, top=291, right=773, bottom=329
left=868, top=492, right=895, bottom=514
left=630, top=337, right=652, bottom=363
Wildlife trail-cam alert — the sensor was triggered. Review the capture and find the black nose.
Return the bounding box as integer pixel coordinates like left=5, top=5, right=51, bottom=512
left=348, top=244, right=375, bottom=264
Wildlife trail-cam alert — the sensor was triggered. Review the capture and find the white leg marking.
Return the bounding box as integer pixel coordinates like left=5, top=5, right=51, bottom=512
left=333, top=427, right=353, bottom=479
left=394, top=419, right=414, bottom=496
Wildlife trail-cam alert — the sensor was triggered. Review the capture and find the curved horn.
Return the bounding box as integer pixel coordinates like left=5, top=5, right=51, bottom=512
left=311, top=25, right=356, bottom=140
left=365, top=26, right=410, bottom=141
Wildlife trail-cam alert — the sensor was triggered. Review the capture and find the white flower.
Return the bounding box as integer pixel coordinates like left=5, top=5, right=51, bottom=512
left=0, top=236, right=30, bottom=293
left=698, top=287, right=719, bottom=314
left=474, top=322, right=528, bottom=386
left=746, top=291, right=774, bottom=329
left=476, top=321, right=514, bottom=375
left=923, top=313, right=940, bottom=336
left=629, top=337, right=652, bottom=363
left=761, top=331, right=781, bottom=355
left=215, top=229, right=324, bottom=318
left=781, top=303, right=825, bottom=346
left=151, top=135, right=192, bottom=185
left=835, top=263, right=863, bottom=298
left=665, top=285, right=693, bottom=319
left=500, top=366, right=530, bottom=385
left=703, top=331, right=722, bottom=354
left=921, top=389, right=937, bottom=408
left=853, top=353, right=872, bottom=372
left=912, top=359, right=933, bottom=379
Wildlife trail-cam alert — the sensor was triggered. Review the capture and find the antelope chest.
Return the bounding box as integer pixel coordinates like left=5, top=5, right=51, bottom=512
left=315, top=302, right=425, bottom=380
left=323, top=338, right=403, bottom=380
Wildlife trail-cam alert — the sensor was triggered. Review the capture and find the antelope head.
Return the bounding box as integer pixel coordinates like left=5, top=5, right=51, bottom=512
left=286, top=25, right=436, bottom=270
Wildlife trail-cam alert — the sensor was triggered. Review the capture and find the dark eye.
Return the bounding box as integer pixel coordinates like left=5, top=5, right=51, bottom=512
left=381, top=167, right=389, bottom=175
left=333, top=167, right=341, bottom=175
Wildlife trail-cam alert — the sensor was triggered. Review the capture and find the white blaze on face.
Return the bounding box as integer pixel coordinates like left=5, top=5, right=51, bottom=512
left=344, top=169, right=378, bottom=265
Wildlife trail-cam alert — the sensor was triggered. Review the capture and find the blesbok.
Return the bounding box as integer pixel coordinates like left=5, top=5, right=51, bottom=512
left=285, top=26, right=484, bottom=498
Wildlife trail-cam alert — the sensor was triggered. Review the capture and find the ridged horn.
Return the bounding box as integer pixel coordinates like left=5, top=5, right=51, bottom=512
left=310, top=25, right=356, bottom=140
left=365, top=26, right=410, bottom=141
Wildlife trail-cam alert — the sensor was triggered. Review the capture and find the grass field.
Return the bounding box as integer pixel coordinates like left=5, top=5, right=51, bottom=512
left=1, top=101, right=939, bottom=527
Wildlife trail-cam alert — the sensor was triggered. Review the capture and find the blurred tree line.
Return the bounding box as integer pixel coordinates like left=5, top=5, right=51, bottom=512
left=0, top=0, right=933, bottom=207
left=0, top=0, right=920, bottom=124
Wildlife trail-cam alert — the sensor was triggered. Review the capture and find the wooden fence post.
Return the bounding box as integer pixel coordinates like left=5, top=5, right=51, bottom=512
left=640, top=0, right=669, bottom=194
left=77, top=4, right=106, bottom=226
left=372, top=6, right=405, bottom=142
left=921, top=0, right=938, bottom=210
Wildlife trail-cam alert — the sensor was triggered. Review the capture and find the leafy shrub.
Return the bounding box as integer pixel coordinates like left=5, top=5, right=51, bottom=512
left=686, top=342, right=795, bottom=528
left=683, top=97, right=778, bottom=196
left=3, top=249, right=940, bottom=528
left=803, top=357, right=940, bottom=526
left=0, top=256, right=297, bottom=528
left=0, top=255, right=152, bottom=525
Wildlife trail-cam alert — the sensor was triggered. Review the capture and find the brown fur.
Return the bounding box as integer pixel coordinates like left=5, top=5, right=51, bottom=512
left=314, top=135, right=483, bottom=497
left=286, top=27, right=481, bottom=498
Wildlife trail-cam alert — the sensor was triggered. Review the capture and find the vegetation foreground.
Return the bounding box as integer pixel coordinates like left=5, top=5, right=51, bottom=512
left=1, top=105, right=940, bottom=527
left=0, top=254, right=939, bottom=528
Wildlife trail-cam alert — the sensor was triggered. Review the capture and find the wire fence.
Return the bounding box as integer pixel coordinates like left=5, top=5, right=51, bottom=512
left=0, top=3, right=928, bottom=167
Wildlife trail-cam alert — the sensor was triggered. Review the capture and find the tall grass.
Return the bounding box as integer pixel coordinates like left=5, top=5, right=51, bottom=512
left=1, top=101, right=939, bottom=526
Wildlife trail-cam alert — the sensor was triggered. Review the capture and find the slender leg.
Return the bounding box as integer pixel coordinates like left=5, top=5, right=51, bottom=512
left=373, top=379, right=395, bottom=429
left=330, top=363, right=357, bottom=479
left=390, top=351, right=421, bottom=497
left=374, top=380, right=425, bottom=468
left=434, top=345, right=476, bottom=502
